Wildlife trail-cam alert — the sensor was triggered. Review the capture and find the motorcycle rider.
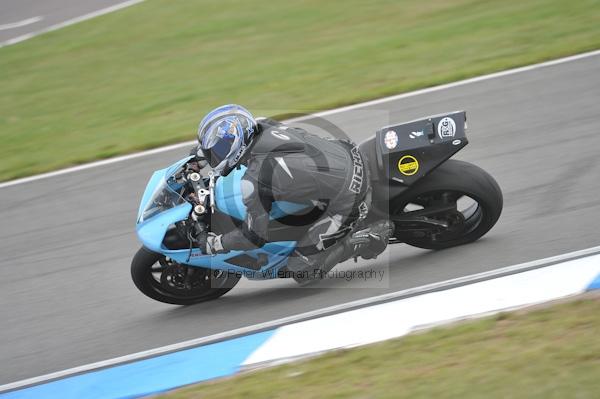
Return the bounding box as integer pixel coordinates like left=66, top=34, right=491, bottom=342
left=193, top=104, right=393, bottom=284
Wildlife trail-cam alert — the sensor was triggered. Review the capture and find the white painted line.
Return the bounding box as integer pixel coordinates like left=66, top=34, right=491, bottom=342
left=2, top=244, right=600, bottom=393
left=0, top=0, right=145, bottom=47
left=288, top=48, right=600, bottom=120
left=0, top=140, right=196, bottom=189
left=0, top=16, right=43, bottom=31
left=1, top=47, right=600, bottom=190
left=244, top=254, right=600, bottom=365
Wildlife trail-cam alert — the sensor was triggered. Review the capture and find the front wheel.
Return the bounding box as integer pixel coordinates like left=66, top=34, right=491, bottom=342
left=131, top=247, right=240, bottom=305
left=391, top=160, right=503, bottom=250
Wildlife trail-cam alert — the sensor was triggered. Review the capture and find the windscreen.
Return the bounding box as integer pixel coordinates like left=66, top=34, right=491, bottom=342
left=138, top=177, right=186, bottom=223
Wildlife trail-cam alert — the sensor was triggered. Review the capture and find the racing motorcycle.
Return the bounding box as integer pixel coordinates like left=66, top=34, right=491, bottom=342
left=132, top=111, right=503, bottom=305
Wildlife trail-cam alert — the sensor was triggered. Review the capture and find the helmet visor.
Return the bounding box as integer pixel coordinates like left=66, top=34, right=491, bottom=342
left=201, top=122, right=237, bottom=168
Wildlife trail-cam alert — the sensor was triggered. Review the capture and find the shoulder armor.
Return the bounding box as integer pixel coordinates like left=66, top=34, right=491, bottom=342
left=251, top=121, right=307, bottom=155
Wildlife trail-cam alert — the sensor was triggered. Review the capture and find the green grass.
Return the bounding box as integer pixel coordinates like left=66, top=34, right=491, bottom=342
left=159, top=295, right=600, bottom=399
left=2, top=0, right=600, bottom=181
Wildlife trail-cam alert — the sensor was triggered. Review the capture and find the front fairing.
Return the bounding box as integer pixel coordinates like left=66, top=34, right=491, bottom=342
left=137, top=156, right=193, bottom=222
left=135, top=156, right=298, bottom=279
left=136, top=156, right=193, bottom=252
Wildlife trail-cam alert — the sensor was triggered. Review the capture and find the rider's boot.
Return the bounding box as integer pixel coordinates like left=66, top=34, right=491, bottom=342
left=289, top=220, right=394, bottom=286
left=350, top=220, right=394, bottom=260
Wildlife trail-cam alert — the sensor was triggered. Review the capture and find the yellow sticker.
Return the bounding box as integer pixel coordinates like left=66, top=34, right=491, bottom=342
left=398, top=155, right=419, bottom=176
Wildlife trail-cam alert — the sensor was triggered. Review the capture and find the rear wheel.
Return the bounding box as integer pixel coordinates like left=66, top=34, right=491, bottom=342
left=131, top=247, right=240, bottom=305
left=391, top=160, right=502, bottom=250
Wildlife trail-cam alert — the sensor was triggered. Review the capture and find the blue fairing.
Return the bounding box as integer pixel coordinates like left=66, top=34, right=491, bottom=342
left=136, top=157, right=194, bottom=252
left=137, top=204, right=192, bottom=253
left=165, top=241, right=297, bottom=280
left=135, top=158, right=300, bottom=279
left=215, top=165, right=309, bottom=220
left=137, top=156, right=193, bottom=223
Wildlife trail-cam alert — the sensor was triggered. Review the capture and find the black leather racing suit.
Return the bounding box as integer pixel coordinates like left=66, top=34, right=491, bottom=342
left=219, top=118, right=369, bottom=262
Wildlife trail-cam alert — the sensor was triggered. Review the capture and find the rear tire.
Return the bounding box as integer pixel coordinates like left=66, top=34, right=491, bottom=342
left=131, top=247, right=240, bottom=305
left=391, top=160, right=502, bottom=250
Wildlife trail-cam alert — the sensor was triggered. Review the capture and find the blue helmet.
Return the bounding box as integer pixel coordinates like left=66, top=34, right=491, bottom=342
left=197, top=104, right=257, bottom=175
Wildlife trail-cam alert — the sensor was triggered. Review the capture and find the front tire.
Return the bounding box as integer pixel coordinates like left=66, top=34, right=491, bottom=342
left=131, top=247, right=240, bottom=305
left=391, top=160, right=503, bottom=250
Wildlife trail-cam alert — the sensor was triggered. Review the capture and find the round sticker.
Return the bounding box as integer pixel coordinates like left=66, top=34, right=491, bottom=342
left=384, top=130, right=398, bottom=149
left=437, top=117, right=456, bottom=139
left=398, top=155, right=419, bottom=176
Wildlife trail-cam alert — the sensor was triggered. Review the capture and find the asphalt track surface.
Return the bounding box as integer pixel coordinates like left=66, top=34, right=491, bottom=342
left=1, top=51, right=600, bottom=384
left=0, top=0, right=139, bottom=44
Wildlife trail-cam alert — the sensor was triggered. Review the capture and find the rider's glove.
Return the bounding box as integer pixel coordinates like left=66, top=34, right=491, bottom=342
left=205, top=233, right=226, bottom=255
